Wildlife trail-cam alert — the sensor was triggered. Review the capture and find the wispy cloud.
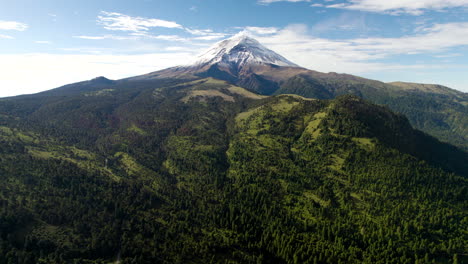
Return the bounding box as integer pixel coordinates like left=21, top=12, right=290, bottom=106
left=148, top=34, right=188, bottom=41
left=35, top=40, right=52, bottom=44
left=74, top=34, right=138, bottom=40
left=252, top=22, right=468, bottom=75
left=258, top=0, right=311, bottom=4
left=93, top=12, right=227, bottom=42
left=48, top=13, right=58, bottom=22
left=351, top=22, right=468, bottom=54
left=74, top=33, right=189, bottom=42
left=259, top=0, right=468, bottom=15
left=0, top=20, right=28, bottom=31
left=185, top=28, right=227, bottom=39
left=0, top=52, right=195, bottom=97
left=326, top=0, right=468, bottom=15
left=165, top=46, right=188, bottom=51
left=310, top=12, right=369, bottom=33
left=97, top=11, right=182, bottom=32
left=193, top=35, right=226, bottom=41
left=433, top=53, right=463, bottom=58
left=244, top=26, right=279, bottom=35
left=0, top=34, right=14, bottom=39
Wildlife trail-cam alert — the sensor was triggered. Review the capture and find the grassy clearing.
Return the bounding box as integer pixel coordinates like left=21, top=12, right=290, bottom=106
left=115, top=152, right=141, bottom=174
left=277, top=94, right=315, bottom=101
left=182, top=90, right=235, bottom=102
left=184, top=77, right=268, bottom=100
left=84, top=89, right=114, bottom=97
left=16, top=132, right=36, bottom=143
left=235, top=106, right=264, bottom=125
left=352, top=137, right=375, bottom=151
left=203, top=77, right=229, bottom=85
left=27, top=142, right=121, bottom=182
left=285, top=194, right=318, bottom=223
left=304, top=111, right=327, bottom=140
left=69, top=146, right=97, bottom=159
left=237, top=98, right=300, bottom=131
left=256, top=134, right=285, bottom=150
left=127, top=124, right=147, bottom=136
left=304, top=191, right=330, bottom=207
left=0, top=126, right=13, bottom=135
left=270, top=98, right=299, bottom=112
left=115, top=152, right=162, bottom=189
left=0, top=126, right=39, bottom=143
left=228, top=86, right=267, bottom=100
left=28, top=149, right=55, bottom=159
left=329, top=154, right=345, bottom=171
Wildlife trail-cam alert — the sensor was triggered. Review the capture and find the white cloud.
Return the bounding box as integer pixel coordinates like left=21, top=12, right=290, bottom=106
left=0, top=34, right=14, bottom=39
left=185, top=28, right=215, bottom=35
left=149, top=34, right=188, bottom=41
left=185, top=28, right=227, bottom=39
left=165, top=46, right=187, bottom=51
left=74, top=33, right=189, bottom=42
left=74, top=34, right=138, bottom=40
left=3, top=20, right=468, bottom=97
left=244, top=26, right=279, bottom=35
left=74, top=35, right=110, bottom=40
left=0, top=52, right=196, bottom=97
left=351, top=23, right=468, bottom=54
left=48, top=13, right=58, bottom=22
left=258, top=0, right=310, bottom=4
left=311, top=12, right=368, bottom=33
left=34, top=41, right=52, bottom=44
left=94, top=12, right=226, bottom=41
left=259, top=0, right=468, bottom=14
left=252, top=22, right=468, bottom=79
left=433, top=53, right=463, bottom=58
left=193, top=35, right=227, bottom=41
left=98, top=11, right=182, bottom=32
left=0, top=20, right=28, bottom=31
left=327, top=0, right=468, bottom=15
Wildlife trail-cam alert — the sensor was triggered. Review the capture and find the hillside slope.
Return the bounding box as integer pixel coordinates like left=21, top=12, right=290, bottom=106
left=0, top=79, right=466, bottom=263
left=275, top=74, right=468, bottom=151
left=124, top=34, right=468, bottom=151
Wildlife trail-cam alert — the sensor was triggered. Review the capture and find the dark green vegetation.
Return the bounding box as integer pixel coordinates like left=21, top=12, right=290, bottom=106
left=143, top=62, right=468, bottom=151
left=0, top=77, right=467, bottom=263
left=274, top=74, right=468, bottom=151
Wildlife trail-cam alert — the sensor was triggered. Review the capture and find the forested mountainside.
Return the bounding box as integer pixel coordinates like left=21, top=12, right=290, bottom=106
left=132, top=35, right=467, bottom=151
left=275, top=74, right=468, bottom=151
left=0, top=78, right=466, bottom=263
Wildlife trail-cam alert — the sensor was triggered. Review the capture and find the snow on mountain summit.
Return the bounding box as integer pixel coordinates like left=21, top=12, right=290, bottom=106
left=193, top=33, right=299, bottom=68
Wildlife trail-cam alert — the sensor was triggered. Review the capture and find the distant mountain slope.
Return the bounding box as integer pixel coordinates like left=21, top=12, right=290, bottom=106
left=114, top=34, right=468, bottom=150
left=274, top=73, right=468, bottom=150
left=389, top=81, right=465, bottom=97
left=1, top=32, right=467, bottom=263
left=0, top=85, right=466, bottom=263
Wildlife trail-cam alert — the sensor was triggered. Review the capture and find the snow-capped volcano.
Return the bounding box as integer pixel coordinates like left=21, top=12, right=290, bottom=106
left=193, top=33, right=299, bottom=68
left=131, top=34, right=307, bottom=94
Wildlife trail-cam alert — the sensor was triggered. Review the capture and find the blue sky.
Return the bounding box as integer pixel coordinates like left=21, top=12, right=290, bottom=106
left=1, top=0, right=468, bottom=97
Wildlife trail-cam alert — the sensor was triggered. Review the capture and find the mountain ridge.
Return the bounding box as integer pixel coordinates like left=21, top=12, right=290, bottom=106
left=116, top=35, right=468, bottom=150
left=0, top=86, right=466, bottom=263
left=5, top=34, right=466, bottom=150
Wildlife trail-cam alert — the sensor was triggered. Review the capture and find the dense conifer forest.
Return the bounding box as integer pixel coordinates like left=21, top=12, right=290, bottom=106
left=0, top=78, right=466, bottom=263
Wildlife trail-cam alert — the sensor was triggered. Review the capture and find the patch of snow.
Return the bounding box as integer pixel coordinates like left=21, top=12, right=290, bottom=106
left=193, top=33, right=299, bottom=68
